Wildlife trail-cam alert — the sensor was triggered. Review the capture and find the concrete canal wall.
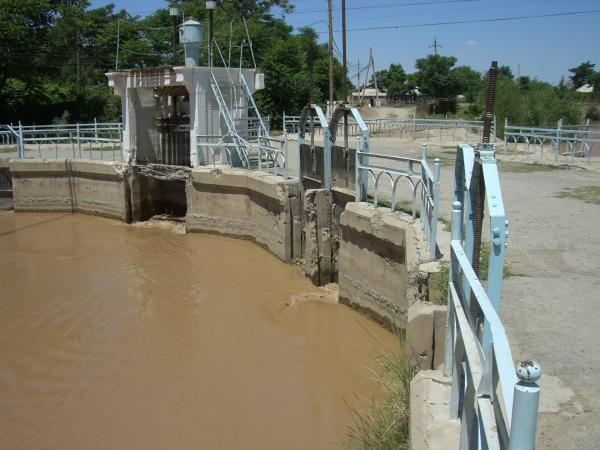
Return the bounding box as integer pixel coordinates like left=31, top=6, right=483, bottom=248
left=8, top=159, right=129, bottom=221
left=186, top=167, right=302, bottom=262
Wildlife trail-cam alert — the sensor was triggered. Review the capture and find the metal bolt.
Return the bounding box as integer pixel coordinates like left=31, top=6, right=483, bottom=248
left=515, top=360, right=542, bottom=384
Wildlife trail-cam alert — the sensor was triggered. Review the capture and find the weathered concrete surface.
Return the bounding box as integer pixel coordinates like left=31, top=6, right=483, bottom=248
left=186, top=167, right=301, bottom=262
left=303, top=187, right=356, bottom=286
left=303, top=189, right=334, bottom=285
left=407, top=303, right=447, bottom=371
left=0, top=159, right=13, bottom=210
left=410, top=370, right=460, bottom=450
left=338, top=202, right=425, bottom=328
left=9, top=158, right=129, bottom=221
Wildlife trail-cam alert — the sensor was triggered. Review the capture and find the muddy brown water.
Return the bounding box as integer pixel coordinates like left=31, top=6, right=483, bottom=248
left=0, top=212, right=398, bottom=450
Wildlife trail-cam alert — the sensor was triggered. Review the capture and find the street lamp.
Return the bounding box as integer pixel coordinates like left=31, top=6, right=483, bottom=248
left=206, top=1, right=216, bottom=66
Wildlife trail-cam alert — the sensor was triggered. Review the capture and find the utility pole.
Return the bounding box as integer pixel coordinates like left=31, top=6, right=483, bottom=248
left=76, top=29, right=81, bottom=93
left=170, top=3, right=179, bottom=65
left=206, top=1, right=216, bottom=67
left=429, top=37, right=442, bottom=55
left=327, top=0, right=334, bottom=116
left=115, top=18, right=120, bottom=70
left=342, top=0, right=348, bottom=150
left=371, top=47, right=378, bottom=107
left=357, top=59, right=360, bottom=95
left=341, top=0, right=347, bottom=103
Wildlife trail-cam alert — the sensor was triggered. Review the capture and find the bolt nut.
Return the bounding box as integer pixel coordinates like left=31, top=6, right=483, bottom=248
left=515, top=360, right=542, bottom=383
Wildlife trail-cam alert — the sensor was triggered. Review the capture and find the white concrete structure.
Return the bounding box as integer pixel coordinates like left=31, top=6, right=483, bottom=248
left=106, top=66, right=262, bottom=167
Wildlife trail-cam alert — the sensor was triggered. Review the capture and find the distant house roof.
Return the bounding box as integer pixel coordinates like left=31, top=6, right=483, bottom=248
left=351, top=88, right=386, bottom=97
left=576, top=84, right=594, bottom=93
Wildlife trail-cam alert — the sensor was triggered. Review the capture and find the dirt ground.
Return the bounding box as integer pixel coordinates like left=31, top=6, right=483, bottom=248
left=289, top=130, right=600, bottom=449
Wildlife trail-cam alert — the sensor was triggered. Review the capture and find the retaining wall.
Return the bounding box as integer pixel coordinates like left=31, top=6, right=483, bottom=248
left=186, top=167, right=302, bottom=262
left=9, top=159, right=129, bottom=221
left=338, top=202, right=426, bottom=328
left=0, top=159, right=13, bottom=210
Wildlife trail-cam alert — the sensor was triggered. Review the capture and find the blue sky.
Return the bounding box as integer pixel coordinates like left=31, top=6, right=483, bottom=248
left=90, top=0, right=600, bottom=84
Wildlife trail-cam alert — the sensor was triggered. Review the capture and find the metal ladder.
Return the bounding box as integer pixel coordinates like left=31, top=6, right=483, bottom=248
left=209, top=71, right=250, bottom=167
left=239, top=72, right=268, bottom=138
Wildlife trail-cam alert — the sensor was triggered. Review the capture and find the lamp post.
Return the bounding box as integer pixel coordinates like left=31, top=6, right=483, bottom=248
left=169, top=5, right=181, bottom=65
left=206, top=1, right=216, bottom=67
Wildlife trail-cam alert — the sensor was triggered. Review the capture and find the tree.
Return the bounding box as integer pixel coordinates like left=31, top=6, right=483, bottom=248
left=414, top=54, right=458, bottom=99
left=568, top=61, right=596, bottom=89
left=373, top=63, right=406, bottom=100
left=451, top=66, right=481, bottom=102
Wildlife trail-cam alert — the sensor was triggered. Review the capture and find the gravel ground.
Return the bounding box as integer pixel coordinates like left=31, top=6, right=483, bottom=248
left=289, top=132, right=600, bottom=449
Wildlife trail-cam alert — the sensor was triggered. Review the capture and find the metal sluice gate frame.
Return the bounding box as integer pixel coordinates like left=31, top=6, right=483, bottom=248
left=445, top=143, right=542, bottom=450
left=298, top=102, right=440, bottom=261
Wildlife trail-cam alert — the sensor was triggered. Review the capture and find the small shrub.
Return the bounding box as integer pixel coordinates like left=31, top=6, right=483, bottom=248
left=345, top=333, right=413, bottom=450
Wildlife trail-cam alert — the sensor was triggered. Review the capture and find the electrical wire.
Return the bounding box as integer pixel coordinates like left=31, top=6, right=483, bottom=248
left=315, top=9, right=600, bottom=33
left=288, top=0, right=481, bottom=14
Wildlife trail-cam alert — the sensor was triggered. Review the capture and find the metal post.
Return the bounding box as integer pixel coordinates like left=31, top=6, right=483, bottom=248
left=555, top=118, right=562, bottom=161
left=94, top=117, right=98, bottom=140
left=421, top=142, right=428, bottom=162
left=323, top=128, right=332, bottom=189
left=444, top=200, right=463, bottom=376
left=283, top=131, right=288, bottom=178
left=509, top=361, right=542, bottom=450
left=430, top=158, right=441, bottom=260
left=355, top=135, right=361, bottom=201
left=17, top=121, right=24, bottom=158
left=76, top=123, right=81, bottom=158
left=327, top=0, right=334, bottom=116
left=504, top=118, right=509, bottom=155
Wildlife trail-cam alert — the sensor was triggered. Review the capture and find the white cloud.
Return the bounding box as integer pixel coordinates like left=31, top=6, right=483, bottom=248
left=466, top=40, right=478, bottom=47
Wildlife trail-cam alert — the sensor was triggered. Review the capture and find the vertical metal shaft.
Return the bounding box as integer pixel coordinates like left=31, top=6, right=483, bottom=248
left=470, top=61, right=498, bottom=323
left=171, top=8, right=178, bottom=65
left=208, top=9, right=214, bottom=67
left=327, top=0, right=334, bottom=115
left=341, top=0, right=347, bottom=103
left=342, top=0, right=348, bottom=152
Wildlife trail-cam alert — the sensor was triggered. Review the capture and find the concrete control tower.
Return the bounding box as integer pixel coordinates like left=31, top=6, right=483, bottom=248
left=106, top=19, right=265, bottom=168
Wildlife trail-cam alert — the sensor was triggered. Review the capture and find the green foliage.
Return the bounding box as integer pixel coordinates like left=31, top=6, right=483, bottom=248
left=0, top=0, right=345, bottom=125
left=493, top=71, right=583, bottom=136
left=345, top=333, right=412, bottom=450
left=451, top=65, right=482, bottom=102
left=568, top=61, right=596, bottom=89
left=414, top=54, right=458, bottom=99
left=374, top=63, right=406, bottom=100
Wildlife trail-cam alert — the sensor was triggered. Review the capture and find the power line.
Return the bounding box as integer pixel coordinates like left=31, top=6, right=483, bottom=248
left=315, top=9, right=600, bottom=33
left=288, top=0, right=480, bottom=15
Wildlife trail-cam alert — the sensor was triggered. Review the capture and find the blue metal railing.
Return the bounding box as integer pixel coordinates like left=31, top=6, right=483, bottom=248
left=355, top=143, right=440, bottom=260
left=1, top=121, right=123, bottom=160
left=503, top=118, right=600, bottom=161
left=284, top=113, right=495, bottom=141
left=444, top=144, right=541, bottom=449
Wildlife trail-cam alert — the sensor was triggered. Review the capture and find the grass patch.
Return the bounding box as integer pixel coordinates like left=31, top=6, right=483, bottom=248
left=376, top=198, right=420, bottom=218
left=433, top=241, right=516, bottom=305
left=431, top=262, right=449, bottom=305
left=556, top=186, right=600, bottom=205
left=0, top=146, right=17, bottom=153
left=345, top=332, right=412, bottom=450
left=497, top=161, right=564, bottom=173
left=438, top=216, right=452, bottom=232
